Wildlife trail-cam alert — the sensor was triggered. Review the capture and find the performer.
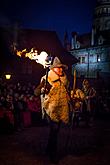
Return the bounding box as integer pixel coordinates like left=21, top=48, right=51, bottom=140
left=34, top=56, right=70, bottom=163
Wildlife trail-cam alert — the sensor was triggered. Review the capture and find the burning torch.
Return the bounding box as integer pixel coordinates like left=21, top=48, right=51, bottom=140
left=31, top=51, right=53, bottom=97
left=16, top=48, right=53, bottom=97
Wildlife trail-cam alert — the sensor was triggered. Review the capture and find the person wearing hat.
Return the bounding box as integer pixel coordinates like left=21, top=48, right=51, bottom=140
left=82, top=79, right=96, bottom=127
left=34, top=56, right=70, bottom=163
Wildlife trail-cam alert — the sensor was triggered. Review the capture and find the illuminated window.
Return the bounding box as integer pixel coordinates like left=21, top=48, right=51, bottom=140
left=97, top=55, right=101, bottom=62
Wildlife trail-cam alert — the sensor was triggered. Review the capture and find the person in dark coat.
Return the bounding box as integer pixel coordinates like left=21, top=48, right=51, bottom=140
left=82, top=79, right=96, bottom=127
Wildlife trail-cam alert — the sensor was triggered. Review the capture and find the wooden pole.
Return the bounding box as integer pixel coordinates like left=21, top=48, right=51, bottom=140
left=72, top=69, right=76, bottom=97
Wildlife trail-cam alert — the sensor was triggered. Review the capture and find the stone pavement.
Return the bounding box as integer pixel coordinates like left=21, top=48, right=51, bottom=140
left=0, top=119, right=110, bottom=165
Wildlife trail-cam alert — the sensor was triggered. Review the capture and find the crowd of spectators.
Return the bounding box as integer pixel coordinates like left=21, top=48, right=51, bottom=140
left=0, top=78, right=42, bottom=134
left=0, top=77, right=110, bottom=134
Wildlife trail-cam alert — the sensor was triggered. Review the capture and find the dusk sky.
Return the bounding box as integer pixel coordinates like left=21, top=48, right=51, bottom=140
left=0, top=0, right=97, bottom=43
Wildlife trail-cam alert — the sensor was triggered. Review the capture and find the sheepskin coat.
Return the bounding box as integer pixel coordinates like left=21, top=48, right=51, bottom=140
left=43, top=70, right=69, bottom=124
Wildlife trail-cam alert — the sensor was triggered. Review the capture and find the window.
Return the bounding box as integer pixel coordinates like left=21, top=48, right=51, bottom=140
left=78, top=57, right=81, bottom=63
left=97, top=54, right=101, bottom=62
left=82, top=57, right=85, bottom=63
left=98, top=36, right=104, bottom=45
left=76, top=41, right=80, bottom=49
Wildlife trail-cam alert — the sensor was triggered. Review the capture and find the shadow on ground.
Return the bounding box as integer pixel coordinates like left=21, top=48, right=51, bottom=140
left=0, top=119, right=110, bottom=165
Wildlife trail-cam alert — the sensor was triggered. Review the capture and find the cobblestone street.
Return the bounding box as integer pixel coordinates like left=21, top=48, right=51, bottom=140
left=0, top=118, right=110, bottom=165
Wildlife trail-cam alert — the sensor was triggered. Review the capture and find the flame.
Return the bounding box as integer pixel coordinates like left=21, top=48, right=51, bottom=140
left=16, top=49, right=27, bottom=57
left=16, top=48, right=50, bottom=68
left=36, top=51, right=48, bottom=67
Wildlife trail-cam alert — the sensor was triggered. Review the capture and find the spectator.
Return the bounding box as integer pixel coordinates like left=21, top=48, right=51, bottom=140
left=71, top=88, right=85, bottom=127
left=82, top=79, right=96, bottom=127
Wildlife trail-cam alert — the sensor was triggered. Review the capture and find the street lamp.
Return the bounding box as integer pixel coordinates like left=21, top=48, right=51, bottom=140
left=5, top=74, right=11, bottom=80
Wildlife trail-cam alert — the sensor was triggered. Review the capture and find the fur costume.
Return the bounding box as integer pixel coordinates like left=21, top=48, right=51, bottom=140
left=43, top=69, right=69, bottom=124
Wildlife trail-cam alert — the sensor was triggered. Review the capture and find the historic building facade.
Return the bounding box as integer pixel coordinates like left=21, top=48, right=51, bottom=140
left=65, top=0, right=110, bottom=82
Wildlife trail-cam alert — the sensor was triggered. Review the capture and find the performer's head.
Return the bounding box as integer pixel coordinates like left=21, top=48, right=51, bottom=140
left=50, top=57, right=68, bottom=76
left=52, top=67, right=63, bottom=76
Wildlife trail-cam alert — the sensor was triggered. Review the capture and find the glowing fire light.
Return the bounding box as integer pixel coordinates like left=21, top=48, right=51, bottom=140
left=35, top=51, right=48, bottom=67
left=16, top=48, right=52, bottom=68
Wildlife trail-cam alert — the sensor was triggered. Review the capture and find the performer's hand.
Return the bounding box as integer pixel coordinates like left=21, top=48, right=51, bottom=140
left=86, top=96, right=89, bottom=100
left=70, top=90, right=74, bottom=98
left=39, top=79, right=45, bottom=88
left=44, top=82, right=52, bottom=94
